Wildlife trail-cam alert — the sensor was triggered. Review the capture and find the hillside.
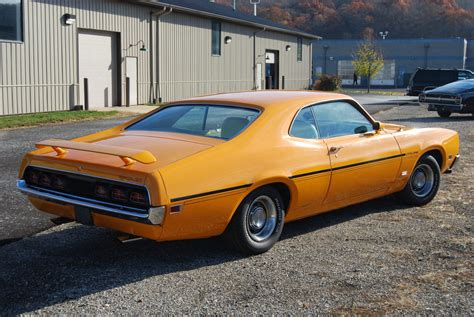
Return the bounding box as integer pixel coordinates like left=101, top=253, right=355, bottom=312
left=216, top=0, right=474, bottom=39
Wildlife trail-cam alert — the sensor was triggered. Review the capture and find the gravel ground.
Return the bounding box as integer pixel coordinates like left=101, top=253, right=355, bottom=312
left=0, top=105, right=472, bottom=315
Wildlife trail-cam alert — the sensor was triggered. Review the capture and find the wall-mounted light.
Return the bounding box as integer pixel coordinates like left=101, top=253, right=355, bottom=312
left=129, top=40, right=147, bottom=52
left=224, top=36, right=232, bottom=44
left=63, top=14, right=76, bottom=26
left=286, top=45, right=292, bottom=52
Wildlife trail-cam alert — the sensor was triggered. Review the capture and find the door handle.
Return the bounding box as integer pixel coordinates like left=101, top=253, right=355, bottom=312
left=329, top=146, right=344, bottom=155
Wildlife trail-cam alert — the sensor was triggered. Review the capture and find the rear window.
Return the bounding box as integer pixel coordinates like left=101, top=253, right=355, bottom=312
left=127, top=105, right=260, bottom=140
left=414, top=70, right=457, bottom=85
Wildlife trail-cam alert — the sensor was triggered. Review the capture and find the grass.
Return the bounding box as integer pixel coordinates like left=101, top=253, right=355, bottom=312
left=340, top=88, right=407, bottom=96
left=0, top=110, right=124, bottom=130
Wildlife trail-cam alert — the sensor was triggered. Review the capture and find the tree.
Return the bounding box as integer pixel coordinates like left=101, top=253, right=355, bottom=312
left=352, top=42, right=384, bottom=93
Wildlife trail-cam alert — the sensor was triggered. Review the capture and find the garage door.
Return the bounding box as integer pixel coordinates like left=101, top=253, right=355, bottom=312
left=79, top=30, right=118, bottom=108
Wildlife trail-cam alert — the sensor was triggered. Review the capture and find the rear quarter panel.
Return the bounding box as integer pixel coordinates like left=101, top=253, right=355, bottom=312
left=390, top=127, right=459, bottom=191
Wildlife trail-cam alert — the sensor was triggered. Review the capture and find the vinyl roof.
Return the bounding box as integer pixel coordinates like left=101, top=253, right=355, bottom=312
left=136, top=0, right=320, bottom=39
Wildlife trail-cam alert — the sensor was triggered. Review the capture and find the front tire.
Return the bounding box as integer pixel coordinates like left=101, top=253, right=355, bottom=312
left=437, top=110, right=452, bottom=118
left=399, top=155, right=441, bottom=206
left=226, top=187, right=285, bottom=254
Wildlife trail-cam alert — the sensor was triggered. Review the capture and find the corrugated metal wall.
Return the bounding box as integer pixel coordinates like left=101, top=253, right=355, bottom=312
left=159, top=12, right=311, bottom=102
left=256, top=30, right=311, bottom=90
left=0, top=0, right=152, bottom=115
left=0, top=0, right=313, bottom=115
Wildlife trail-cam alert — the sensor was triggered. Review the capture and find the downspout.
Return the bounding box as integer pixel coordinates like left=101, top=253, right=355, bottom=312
left=309, top=40, right=313, bottom=88
left=153, top=7, right=173, bottom=103
left=149, top=9, right=165, bottom=103
left=253, top=27, right=266, bottom=90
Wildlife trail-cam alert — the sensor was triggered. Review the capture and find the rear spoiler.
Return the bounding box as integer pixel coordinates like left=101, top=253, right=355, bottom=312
left=36, top=139, right=157, bottom=166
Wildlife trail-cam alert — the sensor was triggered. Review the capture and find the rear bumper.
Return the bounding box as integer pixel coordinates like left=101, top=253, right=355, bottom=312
left=423, top=103, right=464, bottom=112
left=17, top=180, right=165, bottom=225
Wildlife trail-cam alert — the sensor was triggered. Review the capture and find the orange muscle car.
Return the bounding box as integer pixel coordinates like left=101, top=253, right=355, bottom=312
left=17, top=91, right=460, bottom=254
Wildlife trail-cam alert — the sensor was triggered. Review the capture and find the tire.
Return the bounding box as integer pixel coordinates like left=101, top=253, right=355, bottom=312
left=225, top=187, right=285, bottom=254
left=437, top=110, right=451, bottom=118
left=399, top=155, right=441, bottom=206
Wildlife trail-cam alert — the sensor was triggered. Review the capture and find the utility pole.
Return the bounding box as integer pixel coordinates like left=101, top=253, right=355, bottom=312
left=250, top=0, right=260, bottom=16
left=233, top=0, right=236, bottom=11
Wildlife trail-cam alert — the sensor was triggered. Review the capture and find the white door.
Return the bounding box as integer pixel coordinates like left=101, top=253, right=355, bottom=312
left=126, top=57, right=138, bottom=106
left=256, top=63, right=262, bottom=90
left=78, top=30, right=118, bottom=108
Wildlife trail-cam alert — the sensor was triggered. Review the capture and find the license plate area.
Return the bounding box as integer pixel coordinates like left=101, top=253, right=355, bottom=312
left=75, top=206, right=94, bottom=225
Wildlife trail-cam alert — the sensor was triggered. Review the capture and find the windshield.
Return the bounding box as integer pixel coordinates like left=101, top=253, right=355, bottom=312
left=127, top=105, right=260, bottom=140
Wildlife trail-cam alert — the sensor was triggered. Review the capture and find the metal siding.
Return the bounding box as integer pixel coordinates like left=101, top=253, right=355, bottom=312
left=1, top=1, right=313, bottom=115
left=256, top=31, right=311, bottom=90
left=0, top=0, right=152, bottom=115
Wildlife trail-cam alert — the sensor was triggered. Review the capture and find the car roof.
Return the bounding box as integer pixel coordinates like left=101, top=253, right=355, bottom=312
left=171, top=91, right=353, bottom=111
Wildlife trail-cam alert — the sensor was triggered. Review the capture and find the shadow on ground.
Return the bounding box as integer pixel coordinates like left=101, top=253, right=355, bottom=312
left=0, top=195, right=407, bottom=314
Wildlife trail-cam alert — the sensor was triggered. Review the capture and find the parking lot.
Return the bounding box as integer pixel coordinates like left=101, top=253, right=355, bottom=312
left=0, top=102, right=472, bottom=314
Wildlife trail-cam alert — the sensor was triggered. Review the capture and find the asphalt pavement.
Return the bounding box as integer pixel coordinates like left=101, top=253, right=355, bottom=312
left=0, top=94, right=417, bottom=244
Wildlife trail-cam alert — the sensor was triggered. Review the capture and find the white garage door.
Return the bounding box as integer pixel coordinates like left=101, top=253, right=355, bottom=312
left=79, top=30, right=118, bottom=109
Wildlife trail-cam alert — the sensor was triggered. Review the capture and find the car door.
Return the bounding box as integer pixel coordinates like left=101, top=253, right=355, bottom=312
left=287, top=106, right=331, bottom=215
left=312, top=100, right=402, bottom=204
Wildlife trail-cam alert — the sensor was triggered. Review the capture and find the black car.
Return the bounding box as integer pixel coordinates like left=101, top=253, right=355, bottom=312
left=419, top=79, right=474, bottom=117
left=407, top=68, right=474, bottom=96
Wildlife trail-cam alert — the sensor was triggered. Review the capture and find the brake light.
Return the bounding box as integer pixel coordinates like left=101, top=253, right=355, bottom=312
left=95, top=184, right=109, bottom=198
left=28, top=171, right=39, bottom=184
left=52, top=176, right=67, bottom=190
left=130, top=191, right=147, bottom=205
left=111, top=187, right=128, bottom=202
left=39, top=173, right=52, bottom=187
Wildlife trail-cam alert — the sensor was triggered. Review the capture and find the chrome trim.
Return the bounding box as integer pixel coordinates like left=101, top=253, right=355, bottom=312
left=27, top=165, right=152, bottom=205
left=17, top=180, right=164, bottom=225
left=424, top=96, right=462, bottom=104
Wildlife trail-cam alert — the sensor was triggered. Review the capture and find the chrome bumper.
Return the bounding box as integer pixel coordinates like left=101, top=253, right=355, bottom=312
left=17, top=180, right=164, bottom=225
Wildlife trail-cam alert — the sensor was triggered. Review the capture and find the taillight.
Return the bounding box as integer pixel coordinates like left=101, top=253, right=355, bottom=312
left=39, top=173, right=52, bottom=187
left=130, top=191, right=147, bottom=205
left=111, top=187, right=128, bottom=202
left=28, top=171, right=40, bottom=184
left=95, top=184, right=109, bottom=199
left=52, top=176, right=67, bottom=190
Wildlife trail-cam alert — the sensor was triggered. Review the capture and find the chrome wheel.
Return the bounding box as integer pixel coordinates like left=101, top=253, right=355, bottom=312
left=410, top=164, right=435, bottom=198
left=246, top=195, right=277, bottom=242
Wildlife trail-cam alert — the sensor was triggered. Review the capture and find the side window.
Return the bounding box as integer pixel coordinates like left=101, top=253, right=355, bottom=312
left=211, top=21, right=221, bottom=56
left=458, top=71, right=470, bottom=80
left=290, top=107, right=318, bottom=139
left=312, top=101, right=373, bottom=138
left=297, top=37, right=303, bottom=62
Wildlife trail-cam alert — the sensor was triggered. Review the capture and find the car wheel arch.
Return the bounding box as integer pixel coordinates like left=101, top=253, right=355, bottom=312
left=418, top=147, right=445, bottom=171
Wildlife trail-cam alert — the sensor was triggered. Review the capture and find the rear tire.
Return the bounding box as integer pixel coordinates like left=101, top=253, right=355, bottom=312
left=399, top=155, right=440, bottom=206
left=437, top=110, right=452, bottom=118
left=225, top=187, right=285, bottom=255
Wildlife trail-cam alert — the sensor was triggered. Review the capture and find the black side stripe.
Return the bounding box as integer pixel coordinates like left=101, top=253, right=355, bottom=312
left=290, top=153, right=406, bottom=180
left=289, top=168, right=331, bottom=179
left=171, top=184, right=252, bottom=203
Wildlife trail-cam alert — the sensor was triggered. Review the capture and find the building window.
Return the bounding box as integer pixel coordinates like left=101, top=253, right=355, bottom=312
left=0, top=0, right=23, bottom=42
left=212, top=21, right=221, bottom=56
left=297, top=37, right=303, bottom=62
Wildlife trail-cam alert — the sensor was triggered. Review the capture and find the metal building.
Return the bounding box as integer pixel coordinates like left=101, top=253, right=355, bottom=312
left=313, top=38, right=472, bottom=88
left=0, top=0, right=318, bottom=116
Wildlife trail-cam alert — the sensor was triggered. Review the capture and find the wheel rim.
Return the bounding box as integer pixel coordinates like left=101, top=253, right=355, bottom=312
left=410, top=164, right=435, bottom=198
left=246, top=195, right=277, bottom=242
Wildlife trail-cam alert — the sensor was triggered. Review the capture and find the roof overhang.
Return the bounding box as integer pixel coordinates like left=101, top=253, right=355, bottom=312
left=132, top=0, right=321, bottom=40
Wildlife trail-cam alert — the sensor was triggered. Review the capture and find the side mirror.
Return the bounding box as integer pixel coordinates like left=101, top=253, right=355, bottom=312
left=373, top=121, right=382, bottom=131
